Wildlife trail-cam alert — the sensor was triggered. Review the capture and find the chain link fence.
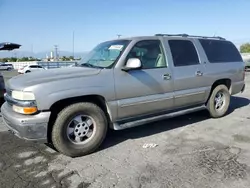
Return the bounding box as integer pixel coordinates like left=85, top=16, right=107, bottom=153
left=7, top=61, right=78, bottom=70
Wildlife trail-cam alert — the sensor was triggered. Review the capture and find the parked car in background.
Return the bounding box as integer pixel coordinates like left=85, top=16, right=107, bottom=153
left=67, top=62, right=77, bottom=67
left=18, top=65, right=46, bottom=74
left=1, top=34, right=245, bottom=157
left=0, top=42, right=21, bottom=101
left=245, top=59, right=250, bottom=71
left=0, top=63, right=14, bottom=71
left=242, top=54, right=250, bottom=71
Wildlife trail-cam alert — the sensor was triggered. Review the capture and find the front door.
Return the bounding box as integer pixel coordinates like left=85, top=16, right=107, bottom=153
left=114, top=40, right=175, bottom=120
left=167, top=39, right=207, bottom=108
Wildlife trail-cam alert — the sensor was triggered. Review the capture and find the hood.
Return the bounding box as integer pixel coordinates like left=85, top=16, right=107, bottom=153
left=7, top=67, right=101, bottom=90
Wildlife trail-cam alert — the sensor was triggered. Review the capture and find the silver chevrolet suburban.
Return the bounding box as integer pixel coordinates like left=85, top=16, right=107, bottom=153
left=1, top=34, right=246, bottom=157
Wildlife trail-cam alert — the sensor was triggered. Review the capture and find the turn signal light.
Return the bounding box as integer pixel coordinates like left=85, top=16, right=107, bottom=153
left=13, top=105, right=38, bottom=115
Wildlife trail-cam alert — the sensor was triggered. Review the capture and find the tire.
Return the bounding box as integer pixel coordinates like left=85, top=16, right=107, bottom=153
left=207, top=84, right=230, bottom=118
left=51, top=102, right=108, bottom=157
left=25, top=70, right=31, bottom=73
left=7, top=68, right=11, bottom=71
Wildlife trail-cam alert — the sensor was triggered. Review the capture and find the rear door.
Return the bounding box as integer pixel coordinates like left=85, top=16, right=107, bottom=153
left=167, top=39, right=208, bottom=108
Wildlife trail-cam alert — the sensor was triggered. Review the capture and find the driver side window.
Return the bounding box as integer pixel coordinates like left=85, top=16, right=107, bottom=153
left=126, top=40, right=167, bottom=69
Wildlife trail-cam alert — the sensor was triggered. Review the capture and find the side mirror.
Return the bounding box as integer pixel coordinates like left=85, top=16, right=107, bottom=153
left=122, top=58, right=142, bottom=71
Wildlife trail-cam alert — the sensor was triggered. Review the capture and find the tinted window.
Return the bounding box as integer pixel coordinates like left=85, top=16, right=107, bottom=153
left=30, top=65, right=41, bottom=68
left=127, top=40, right=167, bottom=69
left=168, top=40, right=199, bottom=67
left=77, top=40, right=131, bottom=68
left=199, top=39, right=243, bottom=63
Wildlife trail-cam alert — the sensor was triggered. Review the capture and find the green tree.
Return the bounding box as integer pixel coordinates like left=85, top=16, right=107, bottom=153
left=240, top=43, right=250, bottom=53
left=0, top=58, right=7, bottom=62
left=20, top=57, right=29, bottom=61
left=61, top=56, right=68, bottom=61
left=9, top=57, right=17, bottom=62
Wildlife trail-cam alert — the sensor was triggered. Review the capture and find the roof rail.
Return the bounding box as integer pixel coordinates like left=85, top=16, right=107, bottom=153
left=155, top=33, right=225, bottom=40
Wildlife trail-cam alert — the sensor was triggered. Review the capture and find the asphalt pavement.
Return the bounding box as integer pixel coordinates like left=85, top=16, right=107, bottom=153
left=0, top=70, right=250, bottom=188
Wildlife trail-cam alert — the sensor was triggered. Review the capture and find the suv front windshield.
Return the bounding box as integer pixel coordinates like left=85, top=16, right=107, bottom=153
left=77, top=40, right=130, bottom=69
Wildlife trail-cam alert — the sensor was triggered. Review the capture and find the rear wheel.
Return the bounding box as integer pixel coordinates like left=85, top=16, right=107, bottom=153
left=25, top=70, right=31, bottom=73
left=207, top=84, right=230, bottom=118
left=51, top=102, right=108, bottom=157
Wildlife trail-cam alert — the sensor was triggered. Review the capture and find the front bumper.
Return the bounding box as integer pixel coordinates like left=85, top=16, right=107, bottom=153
left=1, top=102, right=51, bottom=143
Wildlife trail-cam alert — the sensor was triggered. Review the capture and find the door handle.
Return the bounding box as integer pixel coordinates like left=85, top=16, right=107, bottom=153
left=195, top=70, right=203, bottom=76
left=163, top=73, right=171, bottom=80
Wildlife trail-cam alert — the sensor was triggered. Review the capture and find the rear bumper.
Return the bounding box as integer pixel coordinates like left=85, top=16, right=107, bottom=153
left=241, top=84, right=246, bottom=93
left=17, top=70, right=24, bottom=74
left=231, top=81, right=245, bottom=95
left=1, top=102, right=51, bottom=143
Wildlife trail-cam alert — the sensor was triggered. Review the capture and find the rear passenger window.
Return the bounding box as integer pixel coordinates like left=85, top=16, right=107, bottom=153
left=199, top=39, right=243, bottom=63
left=168, top=40, right=200, bottom=67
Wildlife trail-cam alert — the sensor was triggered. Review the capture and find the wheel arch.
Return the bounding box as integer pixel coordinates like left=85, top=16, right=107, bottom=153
left=47, top=94, right=112, bottom=143
left=206, top=78, right=232, bottom=104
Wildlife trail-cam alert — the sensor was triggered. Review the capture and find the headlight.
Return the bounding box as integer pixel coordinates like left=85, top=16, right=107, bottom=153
left=12, top=90, right=35, bottom=101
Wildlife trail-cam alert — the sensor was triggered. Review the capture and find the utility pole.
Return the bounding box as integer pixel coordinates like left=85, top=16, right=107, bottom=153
left=72, top=31, right=75, bottom=60
left=31, top=44, right=33, bottom=57
left=13, top=50, right=17, bottom=58
left=54, top=45, right=58, bottom=60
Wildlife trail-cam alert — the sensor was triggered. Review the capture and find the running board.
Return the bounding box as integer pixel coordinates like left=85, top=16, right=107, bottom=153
left=113, top=105, right=206, bottom=130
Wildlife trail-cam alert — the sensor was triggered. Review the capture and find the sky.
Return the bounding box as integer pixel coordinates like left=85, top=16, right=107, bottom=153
left=0, top=0, right=250, bottom=54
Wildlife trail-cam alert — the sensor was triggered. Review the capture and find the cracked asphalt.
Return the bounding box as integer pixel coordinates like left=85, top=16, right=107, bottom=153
left=0, top=71, right=250, bottom=188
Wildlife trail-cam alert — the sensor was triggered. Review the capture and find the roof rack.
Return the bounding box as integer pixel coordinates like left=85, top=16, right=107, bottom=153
left=155, top=33, right=225, bottom=40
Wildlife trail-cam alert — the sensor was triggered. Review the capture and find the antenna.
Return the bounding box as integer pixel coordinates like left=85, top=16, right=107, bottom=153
left=72, top=31, right=75, bottom=60
left=31, top=44, right=33, bottom=57
left=117, top=34, right=122, bottom=38
left=213, top=31, right=217, bottom=37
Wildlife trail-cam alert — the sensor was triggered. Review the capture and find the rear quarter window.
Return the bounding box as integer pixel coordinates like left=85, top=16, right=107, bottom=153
left=199, top=39, right=243, bottom=63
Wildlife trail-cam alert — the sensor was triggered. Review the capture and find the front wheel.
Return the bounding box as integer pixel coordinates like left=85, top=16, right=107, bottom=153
left=207, top=84, right=230, bottom=118
left=51, top=102, right=108, bottom=157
